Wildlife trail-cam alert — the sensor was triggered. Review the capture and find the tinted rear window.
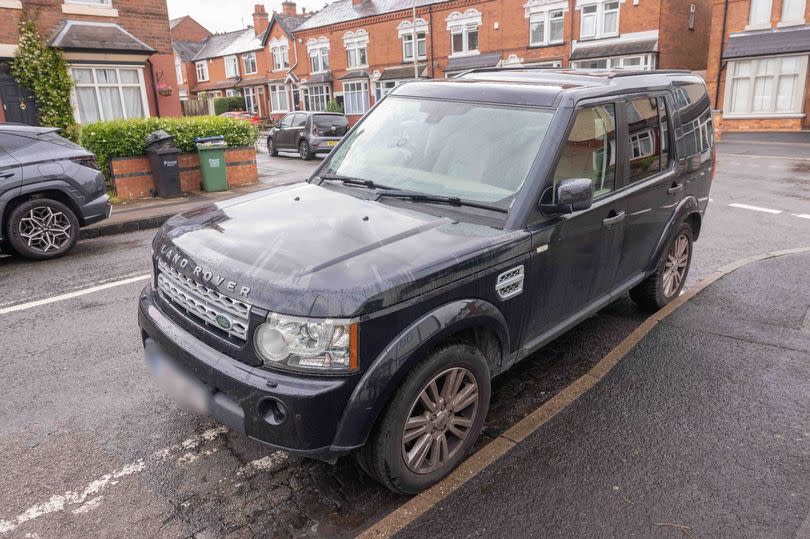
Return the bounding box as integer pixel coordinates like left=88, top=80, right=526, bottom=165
left=314, top=115, right=348, bottom=128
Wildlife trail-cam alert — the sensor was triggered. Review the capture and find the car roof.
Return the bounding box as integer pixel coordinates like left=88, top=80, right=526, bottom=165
left=391, top=68, right=707, bottom=108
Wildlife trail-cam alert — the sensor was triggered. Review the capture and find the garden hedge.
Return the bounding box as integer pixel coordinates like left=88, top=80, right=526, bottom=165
left=81, top=116, right=259, bottom=186
left=214, top=96, right=247, bottom=115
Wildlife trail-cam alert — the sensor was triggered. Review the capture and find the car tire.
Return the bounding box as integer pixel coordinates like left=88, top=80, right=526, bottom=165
left=359, top=342, right=491, bottom=495
left=267, top=136, right=278, bottom=157
left=630, top=221, right=694, bottom=311
left=299, top=140, right=313, bottom=161
left=6, top=199, right=80, bottom=261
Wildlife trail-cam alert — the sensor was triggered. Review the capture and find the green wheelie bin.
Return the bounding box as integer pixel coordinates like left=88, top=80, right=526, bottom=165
left=196, top=136, right=229, bottom=192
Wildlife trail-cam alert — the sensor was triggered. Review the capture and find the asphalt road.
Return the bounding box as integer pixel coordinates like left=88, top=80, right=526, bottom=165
left=0, top=138, right=808, bottom=537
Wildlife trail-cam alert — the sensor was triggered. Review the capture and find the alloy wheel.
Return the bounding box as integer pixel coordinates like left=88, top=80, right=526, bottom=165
left=18, top=206, right=73, bottom=253
left=299, top=141, right=309, bottom=159
left=401, top=367, right=479, bottom=475
left=662, top=233, right=689, bottom=297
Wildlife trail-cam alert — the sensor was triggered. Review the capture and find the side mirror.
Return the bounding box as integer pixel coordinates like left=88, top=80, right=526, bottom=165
left=539, top=178, right=594, bottom=215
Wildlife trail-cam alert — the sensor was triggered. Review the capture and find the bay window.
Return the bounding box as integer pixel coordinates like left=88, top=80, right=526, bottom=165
left=224, top=55, right=239, bottom=78
left=242, top=52, right=257, bottom=75
left=343, top=81, right=369, bottom=115
left=447, top=9, right=482, bottom=56
left=748, top=0, right=772, bottom=27
left=195, top=60, right=209, bottom=82
left=374, top=80, right=407, bottom=101
left=305, top=85, right=330, bottom=111
left=308, top=38, right=330, bottom=73
left=269, top=84, right=289, bottom=112
left=71, top=66, right=147, bottom=124
left=572, top=54, right=655, bottom=70
left=726, top=55, right=808, bottom=115
left=529, top=9, right=565, bottom=46
left=225, top=89, right=241, bottom=97
left=579, top=1, right=619, bottom=39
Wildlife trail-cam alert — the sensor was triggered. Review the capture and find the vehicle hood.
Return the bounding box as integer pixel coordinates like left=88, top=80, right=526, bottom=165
left=155, top=183, right=528, bottom=317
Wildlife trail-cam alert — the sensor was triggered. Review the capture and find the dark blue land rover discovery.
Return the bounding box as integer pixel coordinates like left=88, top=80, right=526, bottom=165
left=138, top=69, right=715, bottom=494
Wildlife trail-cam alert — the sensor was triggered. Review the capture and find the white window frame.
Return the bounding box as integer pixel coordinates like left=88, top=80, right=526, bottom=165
left=225, top=88, right=241, bottom=97
left=269, top=37, right=290, bottom=71
left=747, top=0, right=773, bottom=28
left=571, top=53, right=655, bottom=70
left=398, top=19, right=429, bottom=61
left=65, top=0, right=112, bottom=4
left=344, top=29, right=369, bottom=69
left=243, top=86, right=263, bottom=115
left=342, top=80, right=369, bottom=115
left=374, top=79, right=408, bottom=101
left=307, top=37, right=331, bottom=74
left=224, top=55, right=239, bottom=78
left=629, top=129, right=655, bottom=159
left=523, top=0, right=568, bottom=47
left=446, top=9, right=482, bottom=57
left=242, top=52, right=257, bottom=75
left=578, top=0, right=620, bottom=40
left=779, top=0, right=806, bottom=25
left=195, top=60, right=209, bottom=82
left=269, top=83, right=289, bottom=113
left=175, top=55, right=184, bottom=85
left=723, top=55, right=809, bottom=117
left=69, top=65, right=149, bottom=124
left=304, top=84, right=330, bottom=111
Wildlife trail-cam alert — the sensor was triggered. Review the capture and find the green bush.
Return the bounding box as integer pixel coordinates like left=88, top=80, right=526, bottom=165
left=326, top=99, right=343, bottom=113
left=214, top=96, right=246, bottom=115
left=81, top=116, right=259, bottom=187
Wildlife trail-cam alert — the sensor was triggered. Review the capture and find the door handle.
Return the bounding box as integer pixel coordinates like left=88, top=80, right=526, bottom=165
left=668, top=182, right=684, bottom=195
left=602, top=211, right=626, bottom=228
left=0, top=172, right=14, bottom=179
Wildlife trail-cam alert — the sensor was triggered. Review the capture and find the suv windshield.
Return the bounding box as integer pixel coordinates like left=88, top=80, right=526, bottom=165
left=321, top=96, right=554, bottom=207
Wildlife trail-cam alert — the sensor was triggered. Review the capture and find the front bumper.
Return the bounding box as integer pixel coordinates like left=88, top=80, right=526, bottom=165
left=138, top=286, right=362, bottom=461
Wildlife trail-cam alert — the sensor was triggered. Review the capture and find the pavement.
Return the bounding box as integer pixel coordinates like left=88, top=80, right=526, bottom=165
left=81, top=148, right=320, bottom=239
left=398, top=250, right=810, bottom=538
left=0, top=134, right=807, bottom=537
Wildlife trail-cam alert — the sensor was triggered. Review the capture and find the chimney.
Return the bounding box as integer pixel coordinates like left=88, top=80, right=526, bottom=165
left=253, top=4, right=269, bottom=36
left=281, top=1, right=297, bottom=16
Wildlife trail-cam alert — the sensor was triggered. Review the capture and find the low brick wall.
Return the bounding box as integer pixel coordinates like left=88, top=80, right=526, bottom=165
left=111, top=146, right=259, bottom=200
left=713, top=113, right=805, bottom=137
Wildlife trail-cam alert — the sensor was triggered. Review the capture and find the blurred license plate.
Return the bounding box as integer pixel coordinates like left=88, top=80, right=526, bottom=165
left=326, top=140, right=337, bottom=147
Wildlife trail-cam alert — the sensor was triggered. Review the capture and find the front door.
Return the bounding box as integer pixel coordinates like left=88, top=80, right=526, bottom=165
left=276, top=113, right=295, bottom=148
left=614, top=95, right=681, bottom=285
left=522, top=103, right=626, bottom=349
left=0, top=71, right=37, bottom=126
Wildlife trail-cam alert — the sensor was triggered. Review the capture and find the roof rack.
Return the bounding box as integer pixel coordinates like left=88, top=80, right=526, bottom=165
left=458, top=66, right=695, bottom=78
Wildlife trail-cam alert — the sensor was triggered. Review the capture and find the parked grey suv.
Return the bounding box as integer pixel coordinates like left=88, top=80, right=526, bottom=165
left=267, top=111, right=349, bottom=160
left=0, top=125, right=110, bottom=260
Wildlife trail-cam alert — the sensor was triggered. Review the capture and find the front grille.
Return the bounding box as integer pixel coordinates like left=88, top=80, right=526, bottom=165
left=156, top=259, right=251, bottom=341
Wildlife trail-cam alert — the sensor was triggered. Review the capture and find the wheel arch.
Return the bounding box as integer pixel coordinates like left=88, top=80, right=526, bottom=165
left=331, top=298, right=509, bottom=450
left=648, top=196, right=701, bottom=273
left=1, top=185, right=83, bottom=241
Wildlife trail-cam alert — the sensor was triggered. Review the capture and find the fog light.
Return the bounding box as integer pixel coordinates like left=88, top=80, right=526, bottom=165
left=262, top=398, right=287, bottom=426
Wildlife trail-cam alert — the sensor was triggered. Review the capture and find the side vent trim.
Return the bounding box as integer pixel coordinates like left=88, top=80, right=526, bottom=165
left=496, top=265, right=525, bottom=300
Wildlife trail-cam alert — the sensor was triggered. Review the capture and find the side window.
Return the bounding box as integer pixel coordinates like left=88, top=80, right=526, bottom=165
left=553, top=104, right=617, bottom=198
left=293, top=113, right=307, bottom=127
left=280, top=114, right=294, bottom=128
left=626, top=97, right=663, bottom=183
left=0, top=133, right=30, bottom=155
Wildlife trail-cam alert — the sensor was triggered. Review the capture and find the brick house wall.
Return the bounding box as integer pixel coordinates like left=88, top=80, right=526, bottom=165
left=171, top=16, right=212, bottom=43
left=0, top=0, right=181, bottom=123
left=659, top=0, right=712, bottom=72
left=706, top=0, right=810, bottom=132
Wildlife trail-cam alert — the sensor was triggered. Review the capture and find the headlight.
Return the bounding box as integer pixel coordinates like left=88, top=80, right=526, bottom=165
left=255, top=313, right=358, bottom=373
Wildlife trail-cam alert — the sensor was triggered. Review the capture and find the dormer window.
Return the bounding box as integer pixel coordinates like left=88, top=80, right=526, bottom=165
left=269, top=37, right=290, bottom=71
left=344, top=30, right=369, bottom=69
left=307, top=37, right=330, bottom=73
left=447, top=9, right=482, bottom=57
left=398, top=19, right=429, bottom=61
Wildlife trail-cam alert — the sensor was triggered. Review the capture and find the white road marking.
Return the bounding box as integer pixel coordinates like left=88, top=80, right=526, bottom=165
left=793, top=213, right=810, bottom=220
left=0, top=426, right=229, bottom=535
left=0, top=275, right=150, bottom=316
left=728, top=203, right=783, bottom=215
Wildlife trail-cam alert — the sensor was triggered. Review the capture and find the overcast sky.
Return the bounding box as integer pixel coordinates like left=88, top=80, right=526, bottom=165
left=167, top=0, right=331, bottom=33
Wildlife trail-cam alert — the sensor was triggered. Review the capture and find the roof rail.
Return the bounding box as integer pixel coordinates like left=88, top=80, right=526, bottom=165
left=456, top=66, right=696, bottom=78
left=606, top=69, right=694, bottom=78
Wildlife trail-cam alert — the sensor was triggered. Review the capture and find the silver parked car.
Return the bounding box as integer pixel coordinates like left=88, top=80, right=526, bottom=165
left=267, top=112, right=349, bottom=160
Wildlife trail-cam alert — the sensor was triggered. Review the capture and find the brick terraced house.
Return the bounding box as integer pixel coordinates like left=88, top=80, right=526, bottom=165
left=181, top=0, right=711, bottom=125
left=707, top=0, right=810, bottom=131
left=0, top=0, right=181, bottom=125
left=170, top=15, right=212, bottom=101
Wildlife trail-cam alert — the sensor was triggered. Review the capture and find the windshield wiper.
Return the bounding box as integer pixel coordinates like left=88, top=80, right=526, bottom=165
left=318, top=173, right=397, bottom=191
left=377, top=190, right=508, bottom=213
